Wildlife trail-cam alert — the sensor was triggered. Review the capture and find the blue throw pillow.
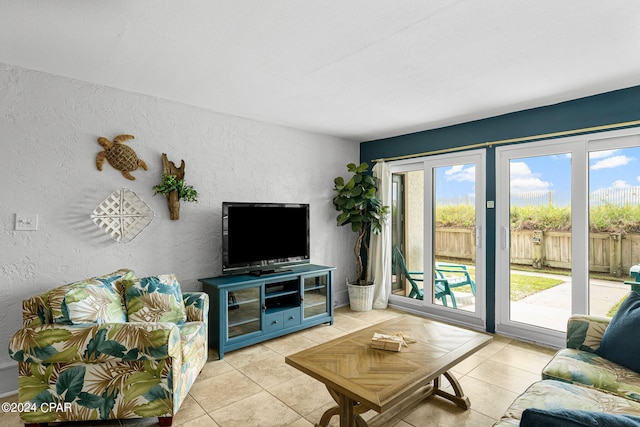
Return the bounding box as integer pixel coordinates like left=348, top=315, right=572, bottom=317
left=597, top=291, right=640, bottom=373
left=521, top=408, right=640, bottom=427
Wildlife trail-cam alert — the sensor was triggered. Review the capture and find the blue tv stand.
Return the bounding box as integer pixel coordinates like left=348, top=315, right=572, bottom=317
left=199, top=264, right=334, bottom=359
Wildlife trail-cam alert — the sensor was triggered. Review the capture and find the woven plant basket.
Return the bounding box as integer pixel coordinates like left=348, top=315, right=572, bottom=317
left=347, top=281, right=375, bottom=312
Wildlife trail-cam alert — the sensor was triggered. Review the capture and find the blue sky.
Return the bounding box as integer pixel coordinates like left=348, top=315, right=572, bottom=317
left=510, top=147, right=640, bottom=198
left=435, top=146, right=640, bottom=205
left=588, top=147, right=640, bottom=192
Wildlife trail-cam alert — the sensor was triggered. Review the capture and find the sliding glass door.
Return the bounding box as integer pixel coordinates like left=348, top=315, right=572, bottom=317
left=496, top=129, right=640, bottom=347
left=588, top=138, right=640, bottom=318
left=389, top=150, right=486, bottom=329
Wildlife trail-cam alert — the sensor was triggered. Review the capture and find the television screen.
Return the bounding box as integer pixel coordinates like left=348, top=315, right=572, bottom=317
left=222, top=202, right=310, bottom=275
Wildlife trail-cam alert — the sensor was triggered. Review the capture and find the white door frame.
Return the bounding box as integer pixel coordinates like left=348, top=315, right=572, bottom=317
left=495, top=127, right=640, bottom=347
left=388, top=149, right=486, bottom=330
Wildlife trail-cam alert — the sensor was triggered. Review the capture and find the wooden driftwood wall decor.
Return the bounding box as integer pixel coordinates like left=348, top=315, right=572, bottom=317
left=161, top=153, right=185, bottom=220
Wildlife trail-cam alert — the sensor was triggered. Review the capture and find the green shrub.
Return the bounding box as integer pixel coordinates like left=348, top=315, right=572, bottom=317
left=510, top=205, right=571, bottom=231
left=436, top=204, right=476, bottom=228
left=589, top=204, right=640, bottom=233
left=436, top=203, right=640, bottom=232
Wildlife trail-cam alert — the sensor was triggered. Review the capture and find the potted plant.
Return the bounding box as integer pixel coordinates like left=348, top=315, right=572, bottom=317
left=333, top=162, right=389, bottom=311
left=153, top=172, right=198, bottom=220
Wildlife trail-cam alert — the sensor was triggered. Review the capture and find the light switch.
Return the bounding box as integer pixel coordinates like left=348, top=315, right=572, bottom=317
left=15, top=214, right=38, bottom=231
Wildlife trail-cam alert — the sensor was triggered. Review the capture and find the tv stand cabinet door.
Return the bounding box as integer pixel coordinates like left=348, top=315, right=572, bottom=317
left=302, top=272, right=332, bottom=320
left=225, top=285, right=262, bottom=341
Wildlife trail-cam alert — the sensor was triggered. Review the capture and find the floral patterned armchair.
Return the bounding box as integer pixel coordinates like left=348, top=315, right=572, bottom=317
left=8, top=269, right=209, bottom=427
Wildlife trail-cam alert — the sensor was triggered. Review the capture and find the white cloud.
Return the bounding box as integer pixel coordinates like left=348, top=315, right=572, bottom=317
left=612, top=179, right=630, bottom=188
left=510, top=161, right=533, bottom=178
left=509, top=161, right=551, bottom=193
left=511, top=177, right=552, bottom=193
left=589, top=150, right=619, bottom=160
left=445, top=165, right=464, bottom=175
left=590, top=155, right=634, bottom=170
left=445, top=165, right=475, bottom=182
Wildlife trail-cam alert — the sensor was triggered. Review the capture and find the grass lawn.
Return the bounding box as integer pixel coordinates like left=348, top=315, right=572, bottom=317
left=509, top=274, right=564, bottom=301
left=437, top=260, right=629, bottom=314
left=607, top=297, right=625, bottom=317
left=439, top=263, right=564, bottom=301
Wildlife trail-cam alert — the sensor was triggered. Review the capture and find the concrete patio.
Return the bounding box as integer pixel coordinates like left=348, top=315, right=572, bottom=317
left=449, top=271, right=632, bottom=331
left=508, top=272, right=630, bottom=331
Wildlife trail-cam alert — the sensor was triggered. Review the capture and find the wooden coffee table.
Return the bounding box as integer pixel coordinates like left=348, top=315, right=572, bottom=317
left=285, top=315, right=492, bottom=427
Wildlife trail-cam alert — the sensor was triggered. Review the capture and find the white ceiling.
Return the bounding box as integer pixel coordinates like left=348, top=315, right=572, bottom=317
left=2, top=1, right=640, bottom=141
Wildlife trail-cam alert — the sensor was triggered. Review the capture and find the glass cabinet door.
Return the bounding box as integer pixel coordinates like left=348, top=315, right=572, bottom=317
left=302, top=274, right=328, bottom=319
left=226, top=286, right=261, bottom=340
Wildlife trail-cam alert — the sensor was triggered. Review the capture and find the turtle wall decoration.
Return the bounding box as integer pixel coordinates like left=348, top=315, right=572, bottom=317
left=96, top=134, right=148, bottom=180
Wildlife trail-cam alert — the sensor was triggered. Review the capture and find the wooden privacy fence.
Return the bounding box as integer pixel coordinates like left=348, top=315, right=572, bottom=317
left=435, top=227, right=640, bottom=277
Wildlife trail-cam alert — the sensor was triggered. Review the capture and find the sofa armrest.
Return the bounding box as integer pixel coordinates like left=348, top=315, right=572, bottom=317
left=566, top=314, right=611, bottom=352
left=22, top=292, right=52, bottom=327
left=183, top=291, right=209, bottom=323
left=9, top=322, right=181, bottom=364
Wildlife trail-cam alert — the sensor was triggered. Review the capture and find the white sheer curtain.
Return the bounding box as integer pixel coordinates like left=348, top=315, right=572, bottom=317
left=369, top=161, right=392, bottom=309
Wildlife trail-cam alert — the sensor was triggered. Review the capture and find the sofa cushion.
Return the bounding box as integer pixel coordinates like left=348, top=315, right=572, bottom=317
left=521, top=408, right=640, bottom=427
left=543, top=348, right=640, bottom=402
left=493, top=380, right=640, bottom=427
left=565, top=314, right=610, bottom=353
left=597, top=291, right=640, bottom=373
left=124, top=274, right=187, bottom=324
left=48, top=270, right=131, bottom=325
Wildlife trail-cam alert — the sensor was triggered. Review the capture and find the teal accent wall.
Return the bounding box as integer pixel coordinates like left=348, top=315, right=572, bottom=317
left=360, top=85, right=640, bottom=333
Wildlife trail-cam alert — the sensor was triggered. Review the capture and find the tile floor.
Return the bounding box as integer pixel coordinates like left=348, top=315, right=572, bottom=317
left=0, top=307, right=557, bottom=427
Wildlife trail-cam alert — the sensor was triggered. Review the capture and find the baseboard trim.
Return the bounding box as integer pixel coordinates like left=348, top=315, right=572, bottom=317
left=0, top=362, right=18, bottom=397
left=335, top=289, right=348, bottom=307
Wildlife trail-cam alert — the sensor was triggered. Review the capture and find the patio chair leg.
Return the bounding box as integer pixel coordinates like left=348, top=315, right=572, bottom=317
left=450, top=295, right=457, bottom=309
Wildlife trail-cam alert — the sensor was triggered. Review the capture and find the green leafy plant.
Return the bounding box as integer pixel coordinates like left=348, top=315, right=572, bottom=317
left=333, top=162, right=389, bottom=285
left=437, top=203, right=640, bottom=233
left=153, top=173, right=198, bottom=202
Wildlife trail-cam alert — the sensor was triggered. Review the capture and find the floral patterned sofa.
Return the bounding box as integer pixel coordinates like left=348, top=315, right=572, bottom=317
left=494, top=310, right=640, bottom=426
left=8, top=269, right=208, bottom=427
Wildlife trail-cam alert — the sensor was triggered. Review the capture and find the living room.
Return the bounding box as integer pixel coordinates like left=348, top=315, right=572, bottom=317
left=3, top=2, right=640, bottom=426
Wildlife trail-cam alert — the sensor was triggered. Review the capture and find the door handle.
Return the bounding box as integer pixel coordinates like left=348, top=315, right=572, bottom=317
left=502, top=227, right=510, bottom=250
left=475, top=226, right=482, bottom=248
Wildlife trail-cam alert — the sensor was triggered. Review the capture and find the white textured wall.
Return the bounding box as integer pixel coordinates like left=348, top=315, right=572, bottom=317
left=0, top=63, right=358, bottom=395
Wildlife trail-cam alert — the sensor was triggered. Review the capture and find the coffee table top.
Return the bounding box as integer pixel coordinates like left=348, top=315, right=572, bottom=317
left=285, top=315, right=492, bottom=412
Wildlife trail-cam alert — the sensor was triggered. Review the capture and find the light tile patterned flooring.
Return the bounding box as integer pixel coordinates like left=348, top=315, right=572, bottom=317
left=0, top=307, right=557, bottom=427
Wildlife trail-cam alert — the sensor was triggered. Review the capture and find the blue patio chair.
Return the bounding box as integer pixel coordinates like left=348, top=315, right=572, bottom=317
left=435, top=262, right=476, bottom=296
left=393, top=246, right=457, bottom=308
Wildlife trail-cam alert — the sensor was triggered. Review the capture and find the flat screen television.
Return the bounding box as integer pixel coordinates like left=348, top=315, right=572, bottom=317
left=222, top=202, right=310, bottom=275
